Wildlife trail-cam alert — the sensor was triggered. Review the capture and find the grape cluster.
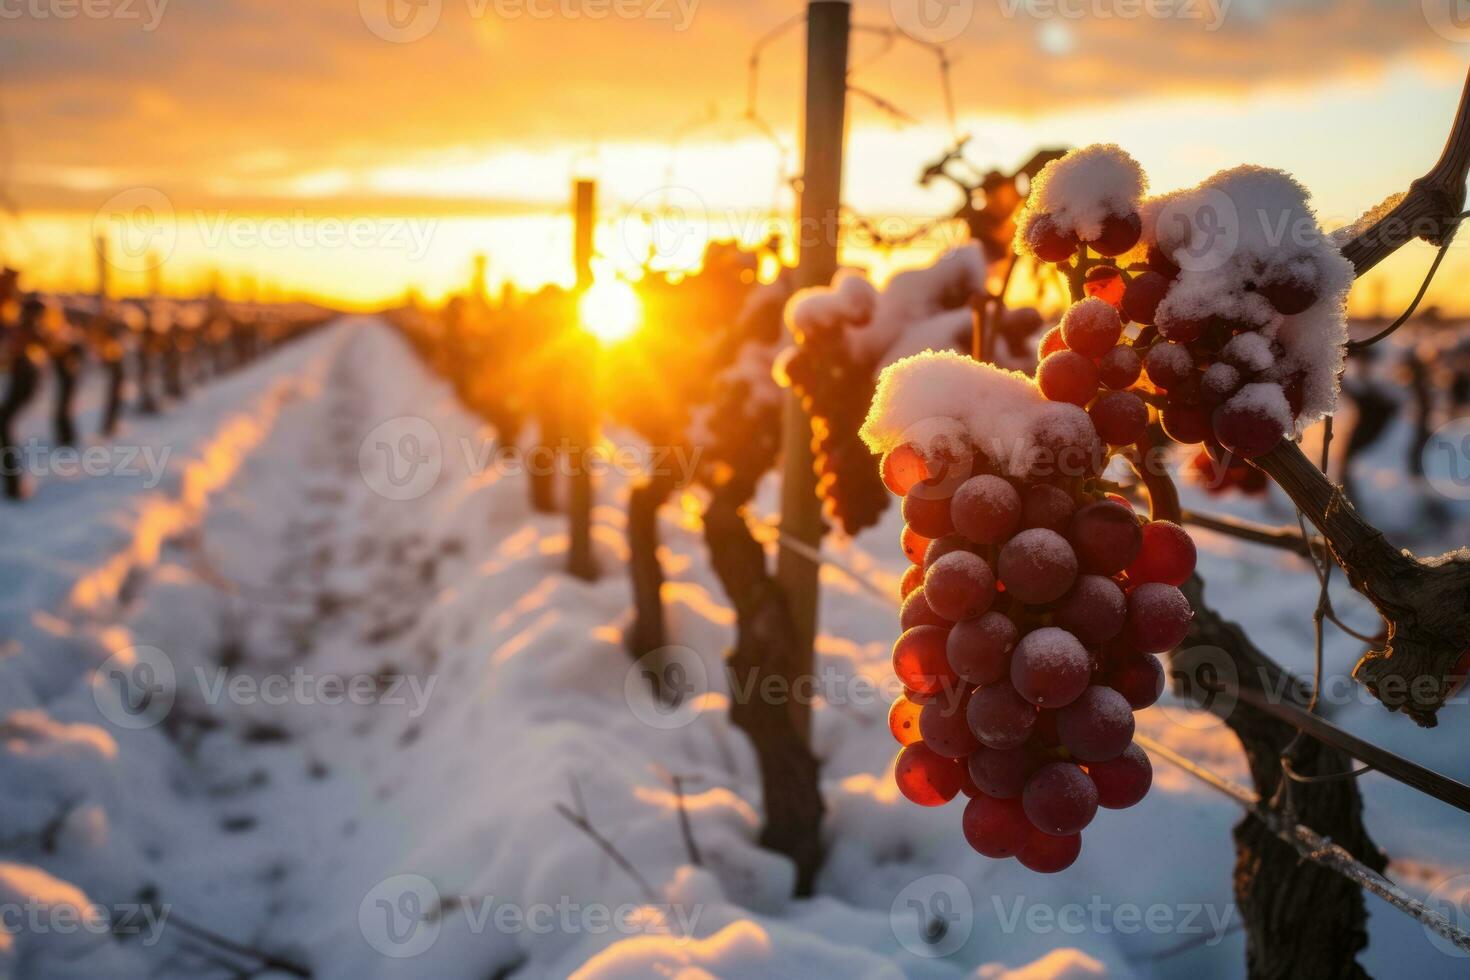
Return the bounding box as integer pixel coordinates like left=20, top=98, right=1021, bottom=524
left=1025, top=190, right=1328, bottom=466
left=783, top=331, right=890, bottom=536
left=882, top=441, right=1196, bottom=873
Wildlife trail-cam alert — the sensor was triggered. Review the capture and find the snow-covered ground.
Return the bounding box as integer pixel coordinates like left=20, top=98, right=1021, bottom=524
left=1, top=317, right=1467, bottom=978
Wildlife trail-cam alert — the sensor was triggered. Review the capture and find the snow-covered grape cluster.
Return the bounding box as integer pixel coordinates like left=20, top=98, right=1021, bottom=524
left=782, top=247, right=988, bottom=536
left=862, top=352, right=1195, bottom=873
left=687, top=272, right=795, bottom=498
left=1017, top=145, right=1352, bottom=477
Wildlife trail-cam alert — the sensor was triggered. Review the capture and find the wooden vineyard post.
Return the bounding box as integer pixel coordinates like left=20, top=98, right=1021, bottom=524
left=568, top=179, right=599, bottom=581
left=776, top=0, right=850, bottom=741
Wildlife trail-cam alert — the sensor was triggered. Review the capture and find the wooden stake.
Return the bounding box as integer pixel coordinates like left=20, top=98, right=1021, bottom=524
left=776, top=1, right=850, bottom=738
left=568, top=179, right=598, bottom=581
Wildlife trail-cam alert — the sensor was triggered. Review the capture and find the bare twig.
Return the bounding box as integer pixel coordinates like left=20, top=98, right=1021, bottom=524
left=163, top=912, right=311, bottom=978
left=669, top=774, right=704, bottom=867
left=553, top=799, right=661, bottom=904
left=1180, top=508, right=1320, bottom=559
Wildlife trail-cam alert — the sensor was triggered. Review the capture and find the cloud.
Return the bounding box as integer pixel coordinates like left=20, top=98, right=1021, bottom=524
left=0, top=0, right=1462, bottom=208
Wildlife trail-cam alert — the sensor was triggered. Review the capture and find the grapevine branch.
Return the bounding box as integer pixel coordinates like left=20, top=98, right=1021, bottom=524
left=1339, top=68, right=1470, bottom=277
left=1237, top=68, right=1470, bottom=726
left=1136, top=734, right=1470, bottom=956
left=1178, top=508, right=1321, bottom=559
left=1253, top=440, right=1470, bottom=726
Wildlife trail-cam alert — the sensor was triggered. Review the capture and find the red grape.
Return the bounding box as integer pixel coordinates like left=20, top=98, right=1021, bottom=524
left=922, top=533, right=972, bottom=572
left=1056, top=685, right=1135, bottom=762
left=900, top=564, right=924, bottom=599
left=1084, top=266, right=1126, bottom=308
left=1143, top=342, right=1194, bottom=391
left=1259, top=261, right=1318, bottom=316
left=1156, top=311, right=1206, bottom=344
left=1039, top=325, right=1068, bottom=359
left=882, top=444, right=930, bottom=496
left=1106, top=653, right=1165, bottom=710
left=888, top=695, right=923, bottom=746
left=1090, top=391, right=1149, bottom=446
left=902, top=491, right=955, bottom=538
left=1038, top=351, right=1100, bottom=407
left=1213, top=397, right=1285, bottom=458
left=962, top=794, right=1031, bottom=858
left=1121, top=271, right=1169, bottom=325
left=901, top=525, right=931, bottom=565
left=1127, top=521, right=1197, bottom=586
left=895, top=743, right=963, bottom=806
left=1060, top=298, right=1123, bottom=358
left=1052, top=575, right=1127, bottom=645
left=966, top=680, right=1037, bottom=750
left=1088, top=742, right=1153, bottom=809
left=1201, top=364, right=1242, bottom=407
left=924, top=552, right=997, bottom=622
left=952, top=475, right=1022, bottom=545
left=1029, top=214, right=1078, bottom=263
left=1023, top=761, right=1099, bottom=836
left=1098, top=344, right=1142, bottom=390
left=1021, top=483, right=1076, bottom=533
left=1126, top=583, right=1194, bottom=654
left=968, top=745, right=1039, bottom=799
left=1069, top=500, right=1142, bottom=576
left=1011, top=627, right=1092, bottom=708
left=1147, top=243, right=1179, bottom=279
left=1017, top=827, right=1081, bottom=873
left=998, top=528, right=1079, bottom=604
left=893, top=625, right=958, bottom=696
left=900, top=587, right=952, bottom=630
left=1089, top=212, right=1142, bottom=257
left=947, top=610, right=1019, bottom=686
left=920, top=690, right=981, bottom=758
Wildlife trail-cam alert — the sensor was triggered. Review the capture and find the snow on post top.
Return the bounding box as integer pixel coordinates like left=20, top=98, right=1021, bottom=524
left=861, top=350, right=1101, bottom=478
left=1016, top=144, right=1148, bottom=249
left=1143, top=165, right=1354, bottom=433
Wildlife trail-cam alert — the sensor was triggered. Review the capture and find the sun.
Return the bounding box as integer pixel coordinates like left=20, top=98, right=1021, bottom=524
left=579, top=280, right=643, bottom=344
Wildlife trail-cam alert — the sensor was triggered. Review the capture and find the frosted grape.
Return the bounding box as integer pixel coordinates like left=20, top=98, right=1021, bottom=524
left=998, top=528, right=1079, bottom=604
left=962, top=794, right=1030, bottom=858
left=1126, top=583, right=1194, bottom=654
left=1056, top=685, right=1135, bottom=762
left=893, top=625, right=958, bottom=696
left=1127, top=521, right=1197, bottom=586
left=947, top=610, right=1019, bottom=686
left=1069, top=500, right=1142, bottom=576
left=965, top=680, right=1038, bottom=750
left=924, top=552, right=997, bottom=622
left=895, top=743, right=963, bottom=807
left=1037, top=351, right=1100, bottom=407
left=1023, top=761, right=1099, bottom=836
left=1011, top=627, right=1092, bottom=708
left=951, top=474, right=1022, bottom=545
left=1052, top=574, right=1127, bottom=645
left=1089, top=743, right=1153, bottom=809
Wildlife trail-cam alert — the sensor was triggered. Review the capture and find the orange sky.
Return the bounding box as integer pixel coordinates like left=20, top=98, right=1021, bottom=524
left=2, top=1, right=1468, bottom=310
